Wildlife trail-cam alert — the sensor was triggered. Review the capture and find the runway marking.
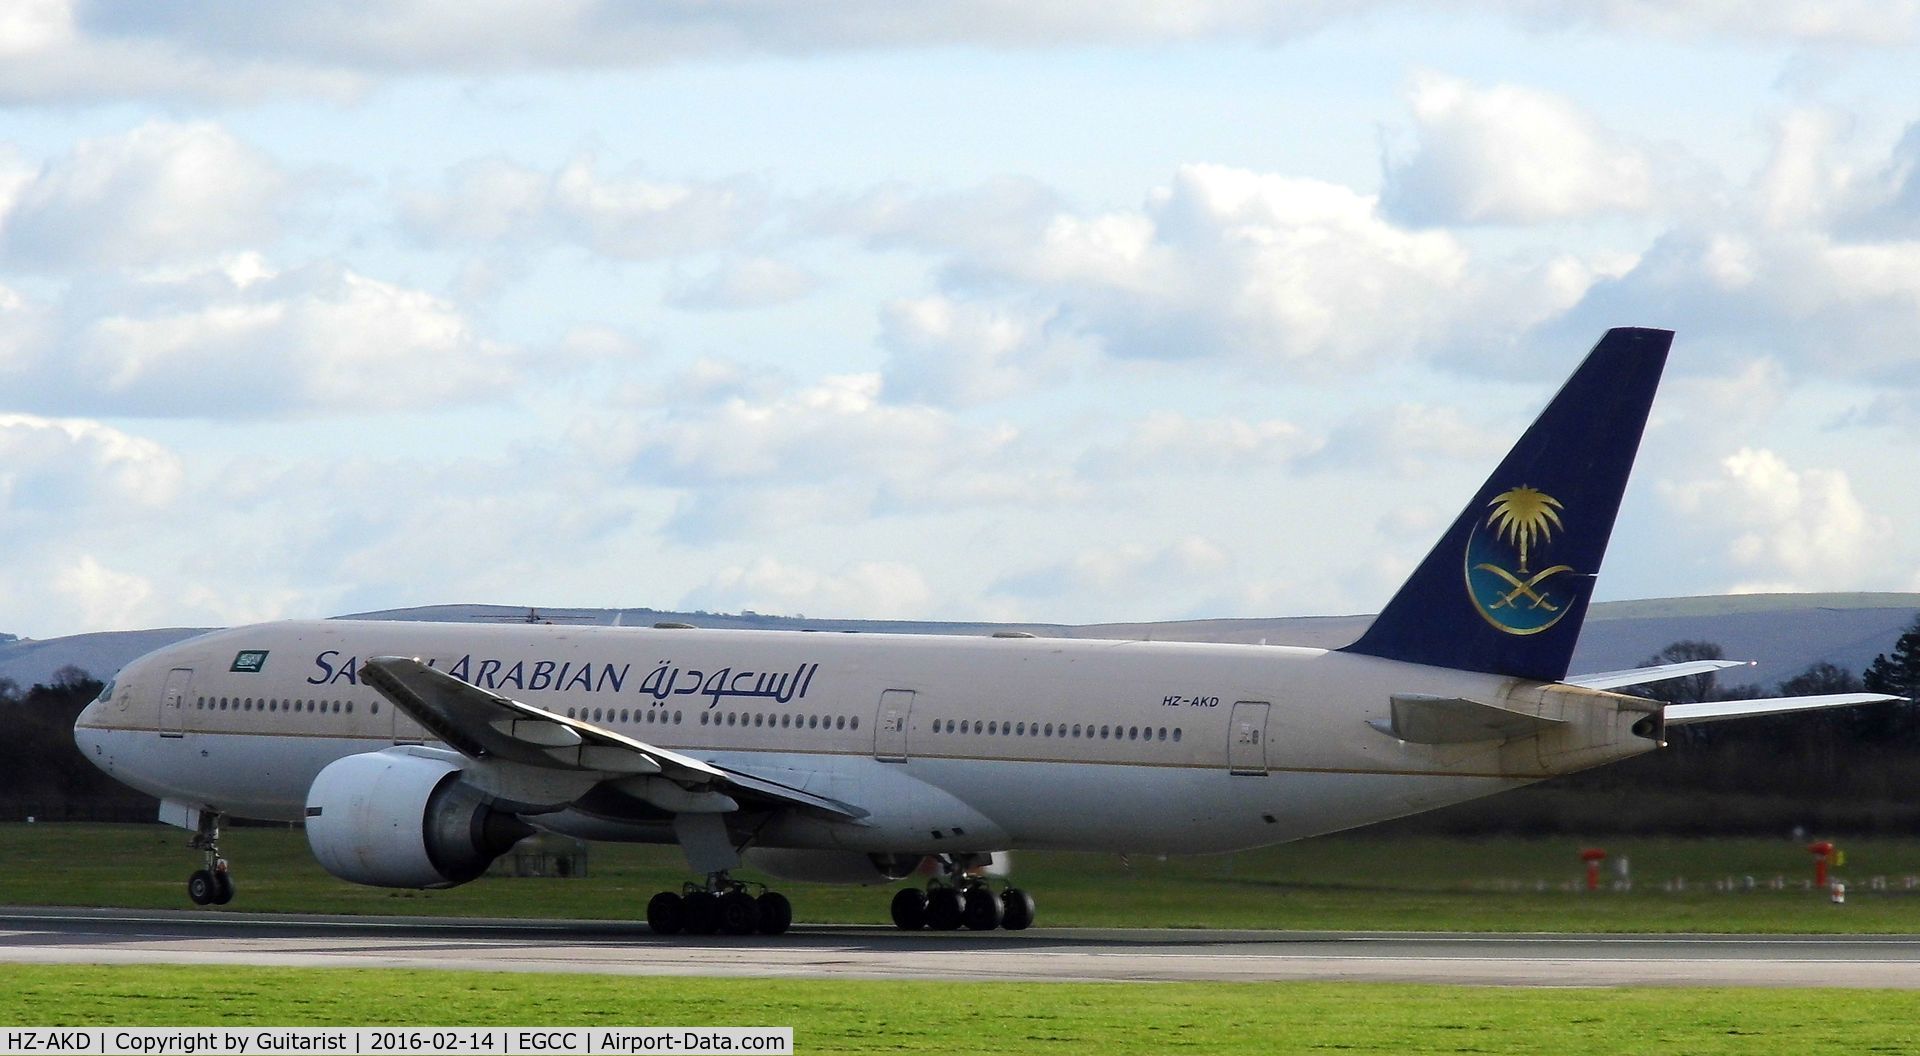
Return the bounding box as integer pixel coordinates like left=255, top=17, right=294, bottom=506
left=7, top=910, right=1920, bottom=987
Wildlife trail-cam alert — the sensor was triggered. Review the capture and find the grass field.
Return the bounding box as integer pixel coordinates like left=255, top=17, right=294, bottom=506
left=7, top=823, right=1919, bottom=933
left=6, top=965, right=1920, bottom=1053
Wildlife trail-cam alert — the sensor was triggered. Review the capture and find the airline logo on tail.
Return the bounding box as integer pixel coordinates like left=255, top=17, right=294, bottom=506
left=1465, top=485, right=1578, bottom=636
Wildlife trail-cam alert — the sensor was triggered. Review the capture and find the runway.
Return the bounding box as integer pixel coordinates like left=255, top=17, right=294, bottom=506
left=5, top=907, right=1919, bottom=987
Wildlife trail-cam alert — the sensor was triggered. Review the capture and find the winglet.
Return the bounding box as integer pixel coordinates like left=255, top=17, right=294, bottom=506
left=1340, top=328, right=1673, bottom=682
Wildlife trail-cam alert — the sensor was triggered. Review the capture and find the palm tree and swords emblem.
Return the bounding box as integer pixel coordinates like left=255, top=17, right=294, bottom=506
left=1464, top=485, right=1580, bottom=635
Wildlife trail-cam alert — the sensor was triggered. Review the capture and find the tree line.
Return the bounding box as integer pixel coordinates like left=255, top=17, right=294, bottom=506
left=0, top=667, right=158, bottom=822
left=1392, top=613, right=1920, bottom=835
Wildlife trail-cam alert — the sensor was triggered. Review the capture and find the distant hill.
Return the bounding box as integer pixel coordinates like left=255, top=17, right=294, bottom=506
left=4, top=593, right=1916, bottom=693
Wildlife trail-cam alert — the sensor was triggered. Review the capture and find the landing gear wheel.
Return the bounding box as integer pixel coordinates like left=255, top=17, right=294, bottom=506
left=961, top=886, right=1003, bottom=931
left=755, top=892, right=792, bottom=936
left=718, top=890, right=760, bottom=935
left=187, top=870, right=216, bottom=906
left=1000, top=888, right=1035, bottom=930
left=683, top=891, right=721, bottom=935
left=889, top=888, right=927, bottom=930
left=211, top=872, right=235, bottom=906
left=647, top=892, right=686, bottom=936
left=924, top=887, right=964, bottom=931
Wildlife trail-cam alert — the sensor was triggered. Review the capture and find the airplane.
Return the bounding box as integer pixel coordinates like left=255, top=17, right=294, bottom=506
left=72, top=327, right=1900, bottom=937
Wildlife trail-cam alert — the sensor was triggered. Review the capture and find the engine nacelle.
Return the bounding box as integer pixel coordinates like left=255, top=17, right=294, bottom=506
left=742, top=848, right=926, bottom=885
left=305, top=748, right=531, bottom=888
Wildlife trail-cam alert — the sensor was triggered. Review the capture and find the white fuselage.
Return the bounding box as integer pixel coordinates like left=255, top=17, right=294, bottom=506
left=73, top=619, right=1653, bottom=856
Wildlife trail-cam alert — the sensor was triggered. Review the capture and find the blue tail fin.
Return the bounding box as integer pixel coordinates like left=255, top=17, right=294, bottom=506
left=1339, top=327, right=1673, bottom=682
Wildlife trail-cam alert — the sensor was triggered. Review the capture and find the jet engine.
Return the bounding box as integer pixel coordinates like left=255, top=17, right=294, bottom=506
left=742, top=848, right=926, bottom=885
left=305, top=748, right=532, bottom=888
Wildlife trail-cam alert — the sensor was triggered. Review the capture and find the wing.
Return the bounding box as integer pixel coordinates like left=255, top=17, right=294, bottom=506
left=1565, top=659, right=1752, bottom=690
left=359, top=655, right=866, bottom=820
left=1663, top=692, right=1904, bottom=726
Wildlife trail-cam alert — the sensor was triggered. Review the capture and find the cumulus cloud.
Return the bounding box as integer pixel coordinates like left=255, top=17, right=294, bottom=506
left=1302, top=402, right=1506, bottom=477
left=667, top=257, right=819, bottom=311
left=0, top=415, right=187, bottom=632
left=0, top=413, right=183, bottom=514
left=402, top=155, right=768, bottom=260
left=823, top=177, right=1065, bottom=263
left=8, top=3, right=1919, bottom=105
left=0, top=121, right=288, bottom=271
left=1079, top=411, right=1319, bottom=477
left=1550, top=226, right=1920, bottom=384
left=0, top=255, right=545, bottom=417
left=49, top=555, right=159, bottom=632
left=878, top=296, right=1082, bottom=406
left=0, top=0, right=360, bottom=103
left=1844, top=119, right=1920, bottom=238
left=864, top=164, right=1607, bottom=373
left=0, top=3, right=1355, bottom=103
left=1509, top=0, right=1920, bottom=47
left=988, top=536, right=1237, bottom=615
left=1663, top=447, right=1896, bottom=592
left=576, top=367, right=1087, bottom=541
left=1539, top=108, right=1920, bottom=387
left=1382, top=74, right=1663, bottom=225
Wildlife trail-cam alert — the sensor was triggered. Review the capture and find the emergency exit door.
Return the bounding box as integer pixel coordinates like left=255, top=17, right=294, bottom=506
left=160, top=667, right=192, bottom=738
left=874, top=689, right=915, bottom=763
left=1227, top=700, right=1270, bottom=776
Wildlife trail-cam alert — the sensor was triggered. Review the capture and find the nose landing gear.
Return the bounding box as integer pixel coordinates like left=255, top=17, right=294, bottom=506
left=647, top=872, right=792, bottom=937
left=184, top=813, right=234, bottom=906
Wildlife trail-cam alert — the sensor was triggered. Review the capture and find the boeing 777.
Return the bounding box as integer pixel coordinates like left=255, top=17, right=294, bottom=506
left=72, top=328, right=1897, bottom=936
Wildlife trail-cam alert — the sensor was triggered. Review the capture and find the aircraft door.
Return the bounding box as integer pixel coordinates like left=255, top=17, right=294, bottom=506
left=160, top=667, right=192, bottom=738
left=1227, top=700, right=1270, bottom=776
left=874, top=689, right=915, bottom=763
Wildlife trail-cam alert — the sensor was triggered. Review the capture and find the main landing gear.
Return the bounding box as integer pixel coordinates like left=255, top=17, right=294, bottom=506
left=889, top=855, right=1034, bottom=932
left=646, top=873, right=792, bottom=937
left=184, top=812, right=235, bottom=906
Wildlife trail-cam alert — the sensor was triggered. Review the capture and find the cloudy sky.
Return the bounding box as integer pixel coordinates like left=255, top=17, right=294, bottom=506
left=3, top=2, right=1919, bottom=638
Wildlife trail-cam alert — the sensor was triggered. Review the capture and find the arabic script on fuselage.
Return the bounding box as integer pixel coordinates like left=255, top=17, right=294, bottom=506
left=306, top=650, right=820, bottom=709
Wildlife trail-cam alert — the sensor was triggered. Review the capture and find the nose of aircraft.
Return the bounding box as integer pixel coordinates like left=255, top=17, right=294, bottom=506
left=72, top=664, right=133, bottom=772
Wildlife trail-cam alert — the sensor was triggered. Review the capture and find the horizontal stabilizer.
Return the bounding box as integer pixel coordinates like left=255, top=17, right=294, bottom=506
left=1369, top=693, right=1566, bottom=744
left=1566, top=659, right=1752, bottom=691
left=1664, top=692, right=1904, bottom=726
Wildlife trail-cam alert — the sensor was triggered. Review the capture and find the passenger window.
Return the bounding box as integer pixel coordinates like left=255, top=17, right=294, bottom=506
left=371, top=702, right=379, bottom=714
left=851, top=715, right=859, bottom=730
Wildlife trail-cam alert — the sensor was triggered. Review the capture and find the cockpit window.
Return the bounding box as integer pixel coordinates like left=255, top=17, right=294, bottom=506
left=96, top=680, right=115, bottom=704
